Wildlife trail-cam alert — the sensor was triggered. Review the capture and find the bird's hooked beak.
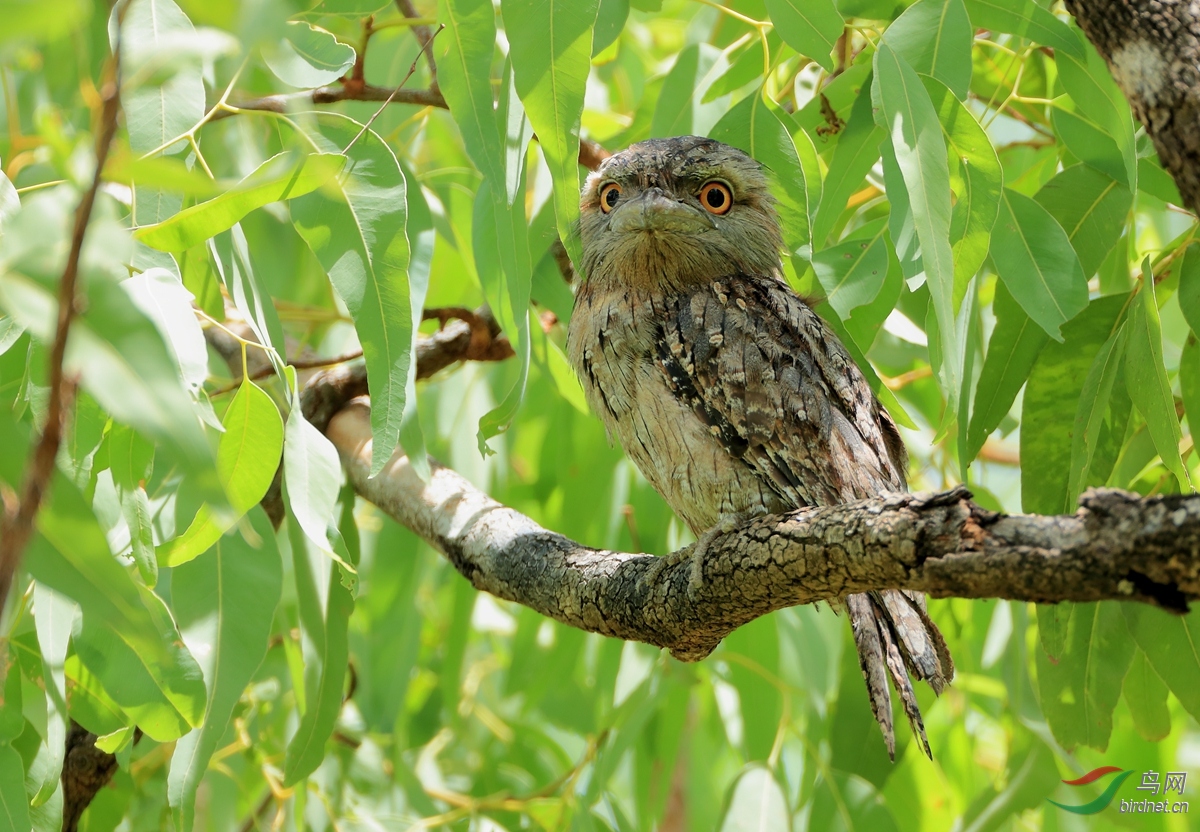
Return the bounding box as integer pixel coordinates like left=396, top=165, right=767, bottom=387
left=609, top=187, right=717, bottom=234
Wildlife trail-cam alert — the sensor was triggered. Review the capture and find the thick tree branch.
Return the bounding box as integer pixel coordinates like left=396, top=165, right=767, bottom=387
left=327, top=400, right=1199, bottom=662
left=1066, top=0, right=1200, bottom=213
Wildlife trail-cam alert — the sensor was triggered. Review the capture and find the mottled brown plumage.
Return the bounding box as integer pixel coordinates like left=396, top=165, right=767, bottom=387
left=567, top=136, right=953, bottom=759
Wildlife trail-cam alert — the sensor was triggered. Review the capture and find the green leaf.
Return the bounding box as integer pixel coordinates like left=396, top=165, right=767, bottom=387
left=1034, top=165, right=1131, bottom=278
left=1179, top=243, right=1200, bottom=336
left=812, top=84, right=883, bottom=247
left=1051, top=107, right=1128, bottom=189
left=29, top=584, right=73, bottom=808
left=843, top=232, right=903, bottom=353
left=291, top=116, right=413, bottom=475
left=21, top=475, right=206, bottom=741
left=718, top=765, right=789, bottom=832
left=123, top=267, right=210, bottom=392
left=1122, top=648, right=1171, bottom=742
left=966, top=282, right=1047, bottom=462
left=264, top=21, right=356, bottom=88
left=764, top=0, right=844, bottom=71
left=437, top=0, right=506, bottom=185
left=923, top=76, right=1001, bottom=303
left=724, top=618, right=781, bottom=760
left=651, top=43, right=733, bottom=138
left=1123, top=606, right=1200, bottom=723
left=136, top=152, right=345, bottom=252
left=1137, top=156, right=1183, bottom=205
left=1182, top=336, right=1200, bottom=442
left=0, top=271, right=214, bottom=480
left=1035, top=602, right=1134, bottom=751
left=501, top=0, right=599, bottom=270
left=284, top=401, right=344, bottom=555
left=873, top=43, right=961, bottom=410
left=110, top=425, right=158, bottom=586
left=1066, top=322, right=1127, bottom=506
left=990, top=190, right=1088, bottom=341
left=813, top=218, right=890, bottom=319
left=1021, top=294, right=1125, bottom=514
left=164, top=378, right=284, bottom=566
left=167, top=509, right=283, bottom=832
left=882, top=0, right=972, bottom=100
left=0, top=742, right=32, bottom=832
left=711, top=88, right=819, bottom=257
left=1057, top=47, right=1137, bottom=192
left=1124, top=267, right=1192, bottom=490
left=961, top=0, right=1084, bottom=58
left=283, top=515, right=354, bottom=786
left=119, top=0, right=204, bottom=154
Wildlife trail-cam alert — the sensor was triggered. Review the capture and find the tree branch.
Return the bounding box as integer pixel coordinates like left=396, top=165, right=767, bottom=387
left=1066, top=0, right=1200, bottom=213
left=395, top=0, right=439, bottom=91
left=326, top=399, right=1199, bottom=662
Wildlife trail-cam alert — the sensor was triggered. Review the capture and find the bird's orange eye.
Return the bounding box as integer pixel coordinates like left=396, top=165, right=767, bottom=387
left=699, top=181, right=733, bottom=215
left=599, top=182, right=622, bottom=213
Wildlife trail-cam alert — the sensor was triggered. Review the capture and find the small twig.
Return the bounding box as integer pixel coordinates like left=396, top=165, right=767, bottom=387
left=0, top=24, right=123, bottom=619
left=396, top=0, right=440, bottom=91
left=344, top=23, right=444, bottom=154
left=208, top=349, right=367, bottom=396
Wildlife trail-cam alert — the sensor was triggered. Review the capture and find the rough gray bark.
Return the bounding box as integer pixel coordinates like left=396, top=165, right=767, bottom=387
left=1066, top=0, right=1200, bottom=212
left=328, top=401, right=1200, bottom=662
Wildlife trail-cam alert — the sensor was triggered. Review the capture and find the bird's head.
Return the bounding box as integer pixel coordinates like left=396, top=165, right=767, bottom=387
left=578, top=136, right=783, bottom=291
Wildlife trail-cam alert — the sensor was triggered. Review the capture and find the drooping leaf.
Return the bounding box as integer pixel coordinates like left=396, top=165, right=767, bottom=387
left=1057, top=46, right=1137, bottom=192
left=283, top=516, right=354, bottom=785
left=1034, top=165, right=1131, bottom=278
left=764, top=0, right=844, bottom=71
left=137, top=152, right=346, bottom=252
left=1065, top=321, right=1128, bottom=509
left=263, top=21, right=356, bottom=88
left=718, top=765, right=789, bottom=832
left=1123, top=605, right=1200, bottom=723
left=28, top=584, right=73, bottom=809
left=284, top=389, right=345, bottom=556
left=1122, top=648, right=1171, bottom=742
left=962, top=0, right=1084, bottom=58
left=1035, top=602, right=1135, bottom=751
left=882, top=0, right=972, bottom=100
left=651, top=43, right=733, bottom=138
left=1179, top=243, right=1200, bottom=336
left=923, top=75, right=1001, bottom=304
left=874, top=43, right=961, bottom=410
left=966, top=282, right=1048, bottom=463
left=19, top=471, right=206, bottom=741
left=118, top=0, right=204, bottom=155
left=0, top=271, right=214, bottom=481
left=1021, top=294, right=1125, bottom=514
left=710, top=88, right=819, bottom=256
left=167, top=509, right=282, bottom=832
left=291, top=115, right=413, bottom=475
left=813, top=217, right=890, bottom=319
left=164, top=378, right=284, bottom=566
left=122, top=267, right=209, bottom=392
left=437, top=0, right=506, bottom=185
left=1124, top=266, right=1192, bottom=490
left=501, top=0, right=599, bottom=270
left=812, top=84, right=883, bottom=247
left=990, top=190, right=1088, bottom=341
left=1051, top=107, right=1128, bottom=189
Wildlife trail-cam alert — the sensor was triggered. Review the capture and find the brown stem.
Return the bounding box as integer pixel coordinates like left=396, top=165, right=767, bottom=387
left=0, top=31, right=122, bottom=618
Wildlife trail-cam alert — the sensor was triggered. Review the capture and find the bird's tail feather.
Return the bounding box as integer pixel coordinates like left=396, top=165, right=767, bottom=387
left=846, top=590, right=954, bottom=760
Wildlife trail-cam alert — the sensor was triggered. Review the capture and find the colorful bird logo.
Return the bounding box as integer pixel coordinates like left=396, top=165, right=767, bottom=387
left=1047, top=767, right=1134, bottom=814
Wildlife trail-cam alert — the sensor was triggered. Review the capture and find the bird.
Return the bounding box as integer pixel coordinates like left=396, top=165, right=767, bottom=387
left=566, top=135, right=954, bottom=759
